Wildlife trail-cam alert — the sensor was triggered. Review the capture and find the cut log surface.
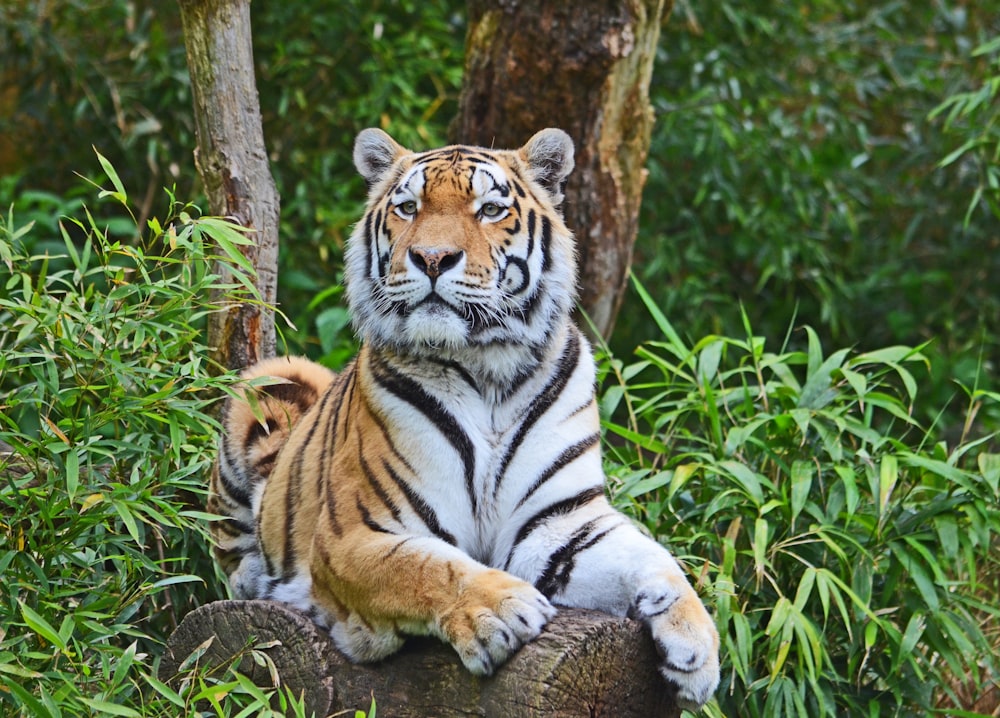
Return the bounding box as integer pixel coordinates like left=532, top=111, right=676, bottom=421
left=161, top=600, right=681, bottom=717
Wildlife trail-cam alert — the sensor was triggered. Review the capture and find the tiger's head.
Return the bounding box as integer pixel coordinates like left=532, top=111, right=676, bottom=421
left=344, top=128, right=577, bottom=368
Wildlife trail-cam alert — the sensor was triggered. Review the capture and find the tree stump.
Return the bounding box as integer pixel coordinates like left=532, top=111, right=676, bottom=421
left=161, top=600, right=681, bottom=717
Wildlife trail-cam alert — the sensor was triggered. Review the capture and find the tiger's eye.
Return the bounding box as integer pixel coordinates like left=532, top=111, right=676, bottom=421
left=398, top=200, right=418, bottom=216
left=481, top=202, right=503, bottom=218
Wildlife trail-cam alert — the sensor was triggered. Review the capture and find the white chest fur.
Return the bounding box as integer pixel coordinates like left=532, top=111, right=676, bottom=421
left=363, top=326, right=602, bottom=564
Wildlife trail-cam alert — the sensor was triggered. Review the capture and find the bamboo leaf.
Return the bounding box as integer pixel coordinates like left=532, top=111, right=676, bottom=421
left=19, top=602, right=67, bottom=651
left=629, top=273, right=688, bottom=354
left=789, top=460, right=812, bottom=523
left=94, top=148, right=128, bottom=203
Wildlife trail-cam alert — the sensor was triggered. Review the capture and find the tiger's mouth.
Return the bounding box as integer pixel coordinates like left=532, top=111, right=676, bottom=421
left=388, top=288, right=512, bottom=343
left=417, top=293, right=456, bottom=311
left=400, top=292, right=464, bottom=322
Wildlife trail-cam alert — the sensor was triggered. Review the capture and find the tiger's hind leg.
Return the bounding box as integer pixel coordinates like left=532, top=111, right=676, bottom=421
left=209, top=357, right=335, bottom=598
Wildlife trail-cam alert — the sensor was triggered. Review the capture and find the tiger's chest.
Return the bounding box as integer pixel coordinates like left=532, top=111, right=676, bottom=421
left=357, top=339, right=600, bottom=565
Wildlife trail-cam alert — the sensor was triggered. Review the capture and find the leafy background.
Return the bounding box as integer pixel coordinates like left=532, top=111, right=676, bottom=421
left=0, top=1, right=997, bottom=715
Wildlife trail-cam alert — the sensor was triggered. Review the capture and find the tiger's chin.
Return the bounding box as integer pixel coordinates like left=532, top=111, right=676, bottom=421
left=400, top=304, right=473, bottom=350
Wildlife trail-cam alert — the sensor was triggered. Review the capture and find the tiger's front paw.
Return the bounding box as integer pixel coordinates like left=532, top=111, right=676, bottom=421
left=439, top=569, right=556, bottom=676
left=633, top=578, right=721, bottom=711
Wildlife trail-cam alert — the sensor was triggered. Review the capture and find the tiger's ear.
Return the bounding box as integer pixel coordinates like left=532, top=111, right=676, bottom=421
left=354, top=128, right=409, bottom=188
left=519, top=128, right=575, bottom=206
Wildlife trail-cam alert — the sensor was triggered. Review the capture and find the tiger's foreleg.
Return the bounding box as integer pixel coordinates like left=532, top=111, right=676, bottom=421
left=509, top=505, right=720, bottom=710
left=310, top=529, right=556, bottom=675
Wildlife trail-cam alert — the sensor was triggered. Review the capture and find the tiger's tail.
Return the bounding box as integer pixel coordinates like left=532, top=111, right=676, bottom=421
left=209, top=356, right=335, bottom=598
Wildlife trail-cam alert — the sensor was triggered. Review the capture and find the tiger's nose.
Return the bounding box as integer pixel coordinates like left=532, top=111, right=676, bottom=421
left=408, top=247, right=464, bottom=279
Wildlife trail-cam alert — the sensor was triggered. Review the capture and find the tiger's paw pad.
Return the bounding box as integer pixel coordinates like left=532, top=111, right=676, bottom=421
left=444, top=575, right=555, bottom=676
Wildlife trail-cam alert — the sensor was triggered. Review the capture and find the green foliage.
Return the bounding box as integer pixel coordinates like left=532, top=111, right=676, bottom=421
left=152, top=636, right=318, bottom=718
left=0, top=159, right=306, bottom=715
left=0, top=2, right=196, bottom=206
left=602, top=278, right=1000, bottom=716
left=625, top=2, right=1000, bottom=430
left=931, top=34, right=1000, bottom=227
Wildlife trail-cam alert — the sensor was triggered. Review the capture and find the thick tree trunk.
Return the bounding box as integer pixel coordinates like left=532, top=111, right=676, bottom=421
left=161, top=600, right=681, bottom=717
left=177, top=0, right=278, bottom=369
left=452, top=0, right=670, bottom=340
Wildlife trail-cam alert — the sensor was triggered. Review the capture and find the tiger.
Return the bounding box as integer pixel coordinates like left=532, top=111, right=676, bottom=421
left=209, top=128, right=720, bottom=709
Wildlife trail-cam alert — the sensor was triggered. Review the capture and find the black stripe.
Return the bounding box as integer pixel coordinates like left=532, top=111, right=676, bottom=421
left=566, top=397, right=594, bottom=420
left=363, top=404, right=459, bottom=546
left=535, top=521, right=621, bottom=598
left=503, top=485, right=604, bottom=570
left=259, top=510, right=276, bottom=577
left=516, top=432, right=600, bottom=510
left=262, top=575, right=282, bottom=600
left=502, top=256, right=530, bottom=295
left=360, top=454, right=403, bottom=525
left=526, top=209, right=536, bottom=253
left=318, top=362, right=356, bottom=485
left=494, top=330, right=581, bottom=498
left=281, top=388, right=337, bottom=578
left=512, top=211, right=554, bottom=328
left=415, top=148, right=495, bottom=165
left=370, top=354, right=478, bottom=515
left=214, top=516, right=254, bottom=539
left=314, top=379, right=352, bottom=547
left=256, top=375, right=320, bottom=411
left=364, top=210, right=375, bottom=279
left=357, top=494, right=395, bottom=534
left=214, top=542, right=251, bottom=560
left=372, top=208, right=390, bottom=278
left=540, top=215, right=553, bottom=272
left=215, top=451, right=252, bottom=507
left=339, top=363, right=358, bottom=444
left=324, top=461, right=344, bottom=539
left=493, top=345, right=548, bottom=403
left=463, top=153, right=499, bottom=165
left=385, top=536, right=414, bottom=559
left=382, top=459, right=458, bottom=546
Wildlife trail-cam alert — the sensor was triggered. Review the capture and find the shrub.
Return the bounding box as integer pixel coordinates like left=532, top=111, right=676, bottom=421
left=0, top=159, right=308, bottom=716
left=601, top=278, right=1000, bottom=717
left=627, top=2, right=1000, bottom=436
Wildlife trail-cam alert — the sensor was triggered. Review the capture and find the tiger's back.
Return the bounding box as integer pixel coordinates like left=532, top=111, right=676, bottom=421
left=210, top=128, right=720, bottom=709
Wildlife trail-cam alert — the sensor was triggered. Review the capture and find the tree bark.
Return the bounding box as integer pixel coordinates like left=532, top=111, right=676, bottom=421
left=161, top=600, right=681, bottom=718
left=452, top=0, right=670, bottom=340
left=177, top=0, right=278, bottom=370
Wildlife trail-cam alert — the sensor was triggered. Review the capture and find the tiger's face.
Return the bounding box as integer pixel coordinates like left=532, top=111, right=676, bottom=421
left=345, top=129, right=577, bottom=357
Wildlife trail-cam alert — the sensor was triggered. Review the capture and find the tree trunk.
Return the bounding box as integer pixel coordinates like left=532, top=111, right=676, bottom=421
left=161, top=600, right=681, bottom=718
left=452, top=0, right=670, bottom=340
left=177, top=0, right=278, bottom=370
